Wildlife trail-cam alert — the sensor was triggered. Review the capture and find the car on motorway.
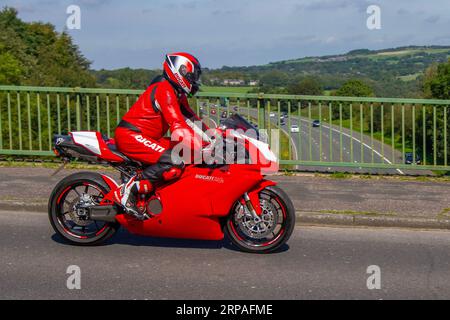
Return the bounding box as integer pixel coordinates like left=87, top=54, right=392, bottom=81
left=280, top=118, right=286, bottom=126
left=312, top=119, right=321, bottom=127
left=199, top=102, right=208, bottom=116
left=270, top=112, right=276, bottom=118
left=290, top=124, right=299, bottom=133
left=405, top=152, right=421, bottom=165
left=210, top=108, right=217, bottom=115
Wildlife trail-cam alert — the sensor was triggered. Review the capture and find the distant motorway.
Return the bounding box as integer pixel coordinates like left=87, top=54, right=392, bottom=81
left=202, top=104, right=429, bottom=175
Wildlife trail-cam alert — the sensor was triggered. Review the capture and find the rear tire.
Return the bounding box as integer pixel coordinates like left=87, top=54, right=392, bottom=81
left=48, top=172, right=120, bottom=246
left=224, top=186, right=295, bottom=253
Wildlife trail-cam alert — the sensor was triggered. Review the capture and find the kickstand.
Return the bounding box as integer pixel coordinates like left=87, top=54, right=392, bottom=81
left=51, top=158, right=69, bottom=176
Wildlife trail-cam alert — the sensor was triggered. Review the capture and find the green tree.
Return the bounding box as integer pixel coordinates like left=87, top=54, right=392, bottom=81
left=0, top=7, right=97, bottom=153
left=0, top=7, right=95, bottom=87
left=331, top=80, right=374, bottom=121
left=423, top=59, right=450, bottom=99
left=0, top=49, right=22, bottom=84
left=335, top=79, right=374, bottom=97
left=259, top=70, right=289, bottom=88
left=287, top=77, right=322, bottom=95
left=92, top=68, right=160, bottom=89
left=418, top=59, right=450, bottom=165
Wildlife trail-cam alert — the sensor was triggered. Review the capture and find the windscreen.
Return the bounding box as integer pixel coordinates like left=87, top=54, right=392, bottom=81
left=221, top=114, right=258, bottom=132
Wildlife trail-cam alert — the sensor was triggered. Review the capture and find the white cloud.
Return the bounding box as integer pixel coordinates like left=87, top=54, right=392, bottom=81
left=2, top=0, right=449, bottom=69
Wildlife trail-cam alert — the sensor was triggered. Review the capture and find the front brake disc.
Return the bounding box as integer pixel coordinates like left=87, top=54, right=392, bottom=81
left=235, top=200, right=278, bottom=239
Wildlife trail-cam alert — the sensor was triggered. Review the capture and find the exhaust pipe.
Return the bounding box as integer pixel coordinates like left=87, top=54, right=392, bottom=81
left=89, top=205, right=118, bottom=223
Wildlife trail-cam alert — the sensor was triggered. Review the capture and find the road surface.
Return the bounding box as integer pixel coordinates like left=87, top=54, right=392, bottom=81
left=2, top=209, right=450, bottom=299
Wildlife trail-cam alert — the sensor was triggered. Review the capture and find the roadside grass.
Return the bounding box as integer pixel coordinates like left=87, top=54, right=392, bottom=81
left=282, top=169, right=295, bottom=176
left=0, top=160, right=112, bottom=171
left=438, top=208, right=450, bottom=219
left=329, top=172, right=351, bottom=179
left=2, top=160, right=450, bottom=182
left=324, top=172, right=450, bottom=182
left=265, top=121, right=294, bottom=170
left=270, top=116, right=295, bottom=169
left=279, top=129, right=292, bottom=165
left=431, top=170, right=450, bottom=177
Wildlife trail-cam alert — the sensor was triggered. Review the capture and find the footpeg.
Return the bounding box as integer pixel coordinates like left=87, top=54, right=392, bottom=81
left=132, top=211, right=151, bottom=221
left=124, top=204, right=150, bottom=221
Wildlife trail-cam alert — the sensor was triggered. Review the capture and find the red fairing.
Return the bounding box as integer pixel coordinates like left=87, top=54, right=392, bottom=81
left=246, top=180, right=277, bottom=215
left=60, top=145, right=280, bottom=241
left=95, top=132, right=125, bottom=163
left=113, top=164, right=273, bottom=241
left=101, top=174, right=120, bottom=190
left=100, top=174, right=121, bottom=204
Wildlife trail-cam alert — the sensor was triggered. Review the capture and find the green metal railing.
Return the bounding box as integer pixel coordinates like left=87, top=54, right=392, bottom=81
left=1, top=85, right=450, bottom=173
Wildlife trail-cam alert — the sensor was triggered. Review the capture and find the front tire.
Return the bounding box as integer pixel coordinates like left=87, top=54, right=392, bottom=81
left=224, top=186, right=295, bottom=253
left=48, top=172, right=120, bottom=246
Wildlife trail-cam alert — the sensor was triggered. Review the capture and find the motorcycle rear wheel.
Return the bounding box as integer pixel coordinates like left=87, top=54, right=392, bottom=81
left=224, top=186, right=295, bottom=253
left=48, top=172, right=120, bottom=246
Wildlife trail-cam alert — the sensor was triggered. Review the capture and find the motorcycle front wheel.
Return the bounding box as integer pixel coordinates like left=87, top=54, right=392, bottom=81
left=224, top=185, right=295, bottom=253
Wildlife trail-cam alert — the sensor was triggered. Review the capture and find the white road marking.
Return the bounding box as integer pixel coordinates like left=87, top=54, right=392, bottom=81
left=245, top=108, right=403, bottom=174
left=298, top=119, right=404, bottom=175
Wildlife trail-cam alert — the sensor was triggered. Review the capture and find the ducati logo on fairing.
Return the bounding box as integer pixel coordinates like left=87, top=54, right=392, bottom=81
left=134, top=135, right=165, bottom=153
left=195, top=174, right=224, bottom=184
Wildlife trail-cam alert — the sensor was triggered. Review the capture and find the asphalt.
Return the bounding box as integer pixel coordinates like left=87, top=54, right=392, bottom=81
left=1, top=166, right=450, bottom=229
left=2, top=209, right=450, bottom=299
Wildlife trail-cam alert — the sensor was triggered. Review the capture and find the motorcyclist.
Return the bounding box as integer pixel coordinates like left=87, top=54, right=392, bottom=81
left=114, top=52, right=207, bottom=220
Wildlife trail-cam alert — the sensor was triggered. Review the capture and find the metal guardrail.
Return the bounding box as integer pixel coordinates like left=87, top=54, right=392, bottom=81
left=1, top=85, right=450, bottom=173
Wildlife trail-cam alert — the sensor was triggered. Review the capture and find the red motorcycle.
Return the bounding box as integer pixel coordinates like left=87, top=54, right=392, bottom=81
left=48, top=115, right=295, bottom=253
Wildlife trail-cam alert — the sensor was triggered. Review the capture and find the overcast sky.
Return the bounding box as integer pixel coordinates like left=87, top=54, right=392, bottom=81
left=2, top=0, right=450, bottom=69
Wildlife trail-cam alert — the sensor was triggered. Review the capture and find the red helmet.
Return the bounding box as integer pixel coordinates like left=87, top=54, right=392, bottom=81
left=163, top=52, right=202, bottom=95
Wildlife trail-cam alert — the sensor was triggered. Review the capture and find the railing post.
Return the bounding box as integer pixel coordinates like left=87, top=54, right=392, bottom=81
left=76, top=94, right=81, bottom=131
left=257, top=93, right=265, bottom=130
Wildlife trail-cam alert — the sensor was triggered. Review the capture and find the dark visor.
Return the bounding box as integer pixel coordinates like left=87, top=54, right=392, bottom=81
left=181, top=64, right=201, bottom=84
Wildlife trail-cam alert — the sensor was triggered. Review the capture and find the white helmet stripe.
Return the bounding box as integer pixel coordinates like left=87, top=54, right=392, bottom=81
left=166, top=55, right=192, bottom=92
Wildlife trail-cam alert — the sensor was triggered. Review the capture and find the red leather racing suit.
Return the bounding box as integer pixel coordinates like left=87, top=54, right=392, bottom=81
left=115, top=76, right=205, bottom=166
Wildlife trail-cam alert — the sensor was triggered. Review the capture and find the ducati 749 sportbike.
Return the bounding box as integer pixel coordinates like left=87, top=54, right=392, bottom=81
left=49, top=114, right=295, bottom=253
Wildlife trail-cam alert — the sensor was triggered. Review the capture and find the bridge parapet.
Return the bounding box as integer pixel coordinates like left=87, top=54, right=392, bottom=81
left=1, top=85, right=450, bottom=174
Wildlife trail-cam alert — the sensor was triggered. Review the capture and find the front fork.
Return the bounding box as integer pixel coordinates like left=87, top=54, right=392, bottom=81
left=241, top=180, right=277, bottom=221
left=243, top=193, right=262, bottom=223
